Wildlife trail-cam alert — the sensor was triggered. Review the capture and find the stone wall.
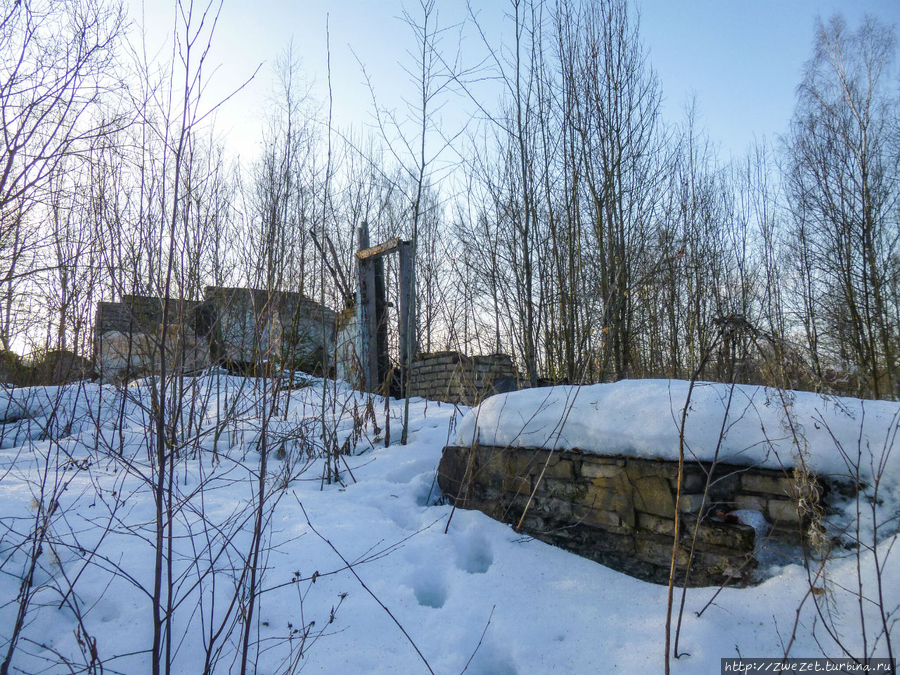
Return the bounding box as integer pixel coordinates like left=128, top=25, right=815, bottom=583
left=409, top=352, right=518, bottom=405
left=438, top=445, right=830, bottom=586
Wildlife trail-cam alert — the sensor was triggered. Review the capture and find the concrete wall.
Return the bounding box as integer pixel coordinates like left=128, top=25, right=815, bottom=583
left=94, top=297, right=209, bottom=381
left=438, top=444, right=834, bottom=586
left=203, top=287, right=335, bottom=372
left=334, top=307, right=361, bottom=387
left=95, top=289, right=336, bottom=381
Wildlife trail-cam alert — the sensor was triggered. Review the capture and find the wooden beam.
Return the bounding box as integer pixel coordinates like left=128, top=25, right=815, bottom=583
left=356, top=237, right=402, bottom=260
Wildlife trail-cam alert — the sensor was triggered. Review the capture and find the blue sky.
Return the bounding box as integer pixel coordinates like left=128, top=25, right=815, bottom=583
left=638, top=0, right=900, bottom=157
left=126, top=0, right=900, bottom=161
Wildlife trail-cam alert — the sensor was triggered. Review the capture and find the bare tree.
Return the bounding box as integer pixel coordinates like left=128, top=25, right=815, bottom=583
left=0, top=0, right=124, bottom=349
left=786, top=15, right=900, bottom=399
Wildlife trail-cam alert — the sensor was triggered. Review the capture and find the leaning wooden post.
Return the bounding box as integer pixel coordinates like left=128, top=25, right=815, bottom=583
left=356, top=222, right=378, bottom=393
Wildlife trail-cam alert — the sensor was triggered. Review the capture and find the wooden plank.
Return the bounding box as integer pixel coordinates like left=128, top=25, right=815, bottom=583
left=356, top=237, right=402, bottom=260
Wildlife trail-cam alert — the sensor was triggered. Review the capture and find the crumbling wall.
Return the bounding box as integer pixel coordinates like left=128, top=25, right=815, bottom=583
left=334, top=307, right=361, bottom=386
left=94, top=297, right=209, bottom=381
left=95, top=289, right=337, bottom=381
left=438, top=445, right=830, bottom=586
left=203, top=287, right=335, bottom=373
left=409, top=352, right=518, bottom=405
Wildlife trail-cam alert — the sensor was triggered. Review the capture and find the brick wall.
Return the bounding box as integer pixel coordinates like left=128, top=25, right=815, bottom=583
left=409, top=352, right=519, bottom=405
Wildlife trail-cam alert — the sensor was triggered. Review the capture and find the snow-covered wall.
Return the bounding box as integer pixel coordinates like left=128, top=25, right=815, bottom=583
left=438, top=444, right=831, bottom=586
left=441, top=379, right=898, bottom=586
left=454, top=380, right=900, bottom=488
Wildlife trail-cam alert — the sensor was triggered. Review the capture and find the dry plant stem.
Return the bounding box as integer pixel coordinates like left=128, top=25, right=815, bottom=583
left=459, top=605, right=496, bottom=675
left=674, top=376, right=738, bottom=655
left=319, top=14, right=335, bottom=481
left=871, top=412, right=897, bottom=667
left=0, top=490, right=59, bottom=675
left=780, top=567, right=826, bottom=662
left=239, top=378, right=271, bottom=675
left=665, top=347, right=713, bottom=675
left=297, top=499, right=436, bottom=675
left=384, top=373, right=391, bottom=447
left=774, top=392, right=854, bottom=661
left=515, top=387, right=582, bottom=532
left=808, top=409, right=898, bottom=665
left=445, top=402, right=486, bottom=534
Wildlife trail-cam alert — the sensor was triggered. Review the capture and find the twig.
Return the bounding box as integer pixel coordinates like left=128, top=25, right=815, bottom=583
left=296, top=497, right=436, bottom=674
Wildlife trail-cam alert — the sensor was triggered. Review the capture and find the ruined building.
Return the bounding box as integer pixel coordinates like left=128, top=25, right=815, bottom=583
left=94, top=288, right=336, bottom=382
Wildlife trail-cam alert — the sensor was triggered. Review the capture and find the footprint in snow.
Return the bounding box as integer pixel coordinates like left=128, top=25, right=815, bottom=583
left=465, top=640, right=518, bottom=675
left=385, top=460, right=428, bottom=484
left=411, top=568, right=447, bottom=609
left=454, top=532, right=493, bottom=574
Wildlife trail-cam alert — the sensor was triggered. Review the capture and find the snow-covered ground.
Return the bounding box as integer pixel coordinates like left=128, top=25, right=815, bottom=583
left=0, top=375, right=897, bottom=673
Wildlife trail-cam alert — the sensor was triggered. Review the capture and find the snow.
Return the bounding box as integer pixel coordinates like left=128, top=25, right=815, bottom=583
left=0, top=376, right=897, bottom=673
left=455, top=379, right=900, bottom=482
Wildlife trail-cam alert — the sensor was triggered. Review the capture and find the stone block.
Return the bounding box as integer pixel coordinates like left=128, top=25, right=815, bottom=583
left=543, top=458, right=574, bottom=480
left=541, top=477, right=586, bottom=501
left=503, top=474, right=532, bottom=497
left=549, top=524, right=635, bottom=555
left=511, top=450, right=541, bottom=475
left=636, top=533, right=689, bottom=567
left=584, top=474, right=635, bottom=528
left=572, top=505, right=630, bottom=532
left=476, top=450, right=510, bottom=489
left=742, top=472, right=794, bottom=497
left=707, top=471, right=741, bottom=501
left=514, top=450, right=570, bottom=478
left=632, top=475, right=676, bottom=518
left=691, top=549, right=756, bottom=585
left=733, top=494, right=767, bottom=512
left=636, top=512, right=675, bottom=537
left=581, top=462, right=625, bottom=480
left=768, top=498, right=802, bottom=524
left=678, top=494, right=705, bottom=513
left=478, top=484, right=506, bottom=503
left=437, top=447, right=472, bottom=495
left=680, top=468, right=708, bottom=493
left=539, top=450, right=562, bottom=466
left=626, top=459, right=678, bottom=482
left=682, top=517, right=755, bottom=552
left=531, top=495, right=574, bottom=520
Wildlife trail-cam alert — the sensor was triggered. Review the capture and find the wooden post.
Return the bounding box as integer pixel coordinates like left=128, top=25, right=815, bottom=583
left=374, top=255, right=390, bottom=392
left=354, top=228, right=415, bottom=398
left=398, top=241, right=414, bottom=393
left=357, top=223, right=379, bottom=392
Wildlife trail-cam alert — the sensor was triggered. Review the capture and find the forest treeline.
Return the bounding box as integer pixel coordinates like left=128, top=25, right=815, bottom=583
left=1, top=0, right=898, bottom=400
